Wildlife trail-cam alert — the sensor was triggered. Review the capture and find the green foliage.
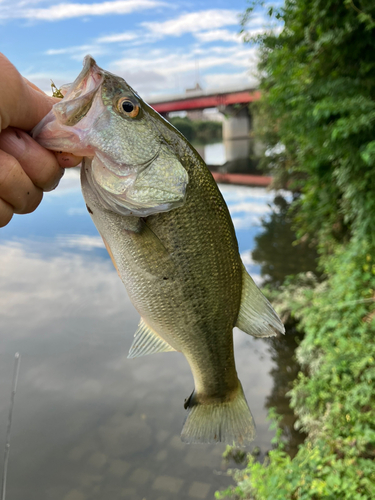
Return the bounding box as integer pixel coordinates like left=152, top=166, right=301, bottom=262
left=168, top=116, right=195, bottom=141
left=168, top=116, right=222, bottom=143
left=217, top=242, right=375, bottom=500
left=244, top=0, right=375, bottom=245
left=222, top=445, right=249, bottom=465
left=216, top=1, right=375, bottom=498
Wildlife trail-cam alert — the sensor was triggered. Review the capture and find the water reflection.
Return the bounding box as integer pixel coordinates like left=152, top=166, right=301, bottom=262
left=0, top=172, right=293, bottom=499
left=264, top=328, right=307, bottom=458
left=250, top=195, right=318, bottom=457
left=252, top=195, right=319, bottom=287
left=194, top=139, right=262, bottom=175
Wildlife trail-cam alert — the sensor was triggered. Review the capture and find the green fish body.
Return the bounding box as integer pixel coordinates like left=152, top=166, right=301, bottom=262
left=33, top=56, right=284, bottom=445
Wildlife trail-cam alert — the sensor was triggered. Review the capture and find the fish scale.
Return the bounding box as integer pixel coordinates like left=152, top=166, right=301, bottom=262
left=32, top=55, right=285, bottom=445
left=81, top=145, right=245, bottom=419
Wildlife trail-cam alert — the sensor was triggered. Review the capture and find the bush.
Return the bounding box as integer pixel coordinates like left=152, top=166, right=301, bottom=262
left=169, top=116, right=222, bottom=143
left=216, top=2, right=375, bottom=497
left=216, top=241, right=375, bottom=500
left=245, top=0, right=375, bottom=246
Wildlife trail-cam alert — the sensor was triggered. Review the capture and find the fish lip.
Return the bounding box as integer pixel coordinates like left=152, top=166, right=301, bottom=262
left=63, top=55, right=103, bottom=101
left=52, top=55, right=104, bottom=126
left=31, top=55, right=104, bottom=151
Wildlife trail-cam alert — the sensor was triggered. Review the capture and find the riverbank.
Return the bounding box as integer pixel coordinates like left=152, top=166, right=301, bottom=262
left=215, top=1, right=375, bottom=497
left=216, top=242, right=375, bottom=499
left=211, top=172, right=272, bottom=187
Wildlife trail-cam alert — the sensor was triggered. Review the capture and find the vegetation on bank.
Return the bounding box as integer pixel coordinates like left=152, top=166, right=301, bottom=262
left=218, top=244, right=375, bottom=499
left=168, top=116, right=222, bottom=143
left=216, top=1, right=375, bottom=498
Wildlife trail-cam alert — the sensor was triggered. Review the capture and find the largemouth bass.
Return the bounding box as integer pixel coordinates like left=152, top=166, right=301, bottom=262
left=32, top=56, right=284, bottom=446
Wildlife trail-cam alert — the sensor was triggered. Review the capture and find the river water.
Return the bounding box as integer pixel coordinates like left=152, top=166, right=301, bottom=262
left=0, top=166, right=301, bottom=500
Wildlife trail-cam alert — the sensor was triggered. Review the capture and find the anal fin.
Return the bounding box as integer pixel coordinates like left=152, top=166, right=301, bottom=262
left=128, top=318, right=176, bottom=358
left=236, top=264, right=285, bottom=338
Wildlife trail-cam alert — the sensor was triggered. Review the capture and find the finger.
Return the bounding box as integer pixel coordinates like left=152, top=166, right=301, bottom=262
left=54, top=151, right=83, bottom=168
left=0, top=198, right=13, bottom=227
left=0, top=128, right=64, bottom=191
left=23, top=77, right=46, bottom=95
left=23, top=77, right=64, bottom=104
left=0, top=149, right=43, bottom=214
left=0, top=53, right=56, bottom=130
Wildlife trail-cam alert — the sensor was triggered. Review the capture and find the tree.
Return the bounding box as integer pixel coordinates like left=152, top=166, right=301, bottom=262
left=216, top=2, right=375, bottom=498
left=245, top=0, right=375, bottom=246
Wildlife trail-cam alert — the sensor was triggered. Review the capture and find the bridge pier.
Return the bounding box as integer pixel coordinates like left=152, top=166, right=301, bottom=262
left=218, top=105, right=252, bottom=163
left=219, top=105, right=264, bottom=165
left=221, top=105, right=251, bottom=142
left=149, top=90, right=264, bottom=169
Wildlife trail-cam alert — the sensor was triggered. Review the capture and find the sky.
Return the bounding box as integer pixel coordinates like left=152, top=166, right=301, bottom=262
left=0, top=0, right=272, bottom=100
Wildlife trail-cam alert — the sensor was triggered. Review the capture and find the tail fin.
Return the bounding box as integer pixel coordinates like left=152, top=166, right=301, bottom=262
left=181, top=382, right=255, bottom=446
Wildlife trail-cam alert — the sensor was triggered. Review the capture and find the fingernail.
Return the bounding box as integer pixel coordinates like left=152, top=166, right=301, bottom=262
left=45, top=168, right=65, bottom=192
left=0, top=128, right=26, bottom=157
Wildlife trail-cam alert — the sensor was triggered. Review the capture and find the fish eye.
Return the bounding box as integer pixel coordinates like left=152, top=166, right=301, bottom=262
left=117, top=97, right=140, bottom=118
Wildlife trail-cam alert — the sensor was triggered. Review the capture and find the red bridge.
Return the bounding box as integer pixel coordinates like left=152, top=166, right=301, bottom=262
left=148, top=88, right=270, bottom=188
left=148, top=88, right=261, bottom=114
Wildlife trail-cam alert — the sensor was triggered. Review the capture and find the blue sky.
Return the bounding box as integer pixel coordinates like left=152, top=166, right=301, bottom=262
left=0, top=0, right=271, bottom=99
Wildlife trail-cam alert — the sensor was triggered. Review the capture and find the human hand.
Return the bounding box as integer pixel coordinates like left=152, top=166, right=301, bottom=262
left=0, top=53, right=82, bottom=227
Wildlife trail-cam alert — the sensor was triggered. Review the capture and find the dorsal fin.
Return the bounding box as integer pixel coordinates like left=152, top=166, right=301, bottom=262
left=128, top=318, right=176, bottom=358
left=236, top=264, right=285, bottom=338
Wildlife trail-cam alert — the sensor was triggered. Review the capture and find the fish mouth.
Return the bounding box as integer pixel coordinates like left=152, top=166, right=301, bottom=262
left=31, top=55, right=104, bottom=155
left=32, top=55, right=189, bottom=217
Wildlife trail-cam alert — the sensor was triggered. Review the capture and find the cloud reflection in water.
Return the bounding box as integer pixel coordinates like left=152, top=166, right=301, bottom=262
left=0, top=177, right=283, bottom=500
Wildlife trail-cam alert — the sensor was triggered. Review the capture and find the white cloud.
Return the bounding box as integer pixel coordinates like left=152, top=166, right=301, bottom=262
left=57, top=235, right=105, bottom=249
left=228, top=202, right=272, bottom=215
left=47, top=167, right=82, bottom=193
left=219, top=185, right=279, bottom=201
left=232, top=215, right=263, bottom=230
left=45, top=44, right=101, bottom=55
left=142, top=9, right=240, bottom=37
left=66, top=207, right=87, bottom=215
left=16, top=5, right=270, bottom=98
left=45, top=43, right=108, bottom=62
left=0, top=242, right=124, bottom=337
left=96, top=31, right=138, bottom=44
left=106, top=45, right=259, bottom=95
left=194, top=29, right=243, bottom=44
left=194, top=27, right=268, bottom=44
left=240, top=251, right=256, bottom=267
left=23, top=70, right=82, bottom=95
left=203, top=70, right=258, bottom=91
left=75, top=9, right=247, bottom=55
left=112, top=46, right=257, bottom=79
left=115, top=69, right=167, bottom=92
left=0, top=0, right=165, bottom=21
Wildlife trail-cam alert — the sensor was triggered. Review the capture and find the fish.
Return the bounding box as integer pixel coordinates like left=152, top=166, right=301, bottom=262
left=32, top=56, right=285, bottom=446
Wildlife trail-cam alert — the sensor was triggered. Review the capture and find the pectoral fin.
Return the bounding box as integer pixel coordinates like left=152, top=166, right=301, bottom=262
left=236, top=264, right=285, bottom=338
left=128, top=318, right=176, bottom=358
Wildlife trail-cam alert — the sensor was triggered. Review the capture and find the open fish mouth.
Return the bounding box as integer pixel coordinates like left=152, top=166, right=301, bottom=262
left=52, top=56, right=104, bottom=127
left=32, top=55, right=189, bottom=217
left=32, top=56, right=104, bottom=156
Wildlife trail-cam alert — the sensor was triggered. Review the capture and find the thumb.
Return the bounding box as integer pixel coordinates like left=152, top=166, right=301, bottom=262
left=0, top=53, right=56, bottom=132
